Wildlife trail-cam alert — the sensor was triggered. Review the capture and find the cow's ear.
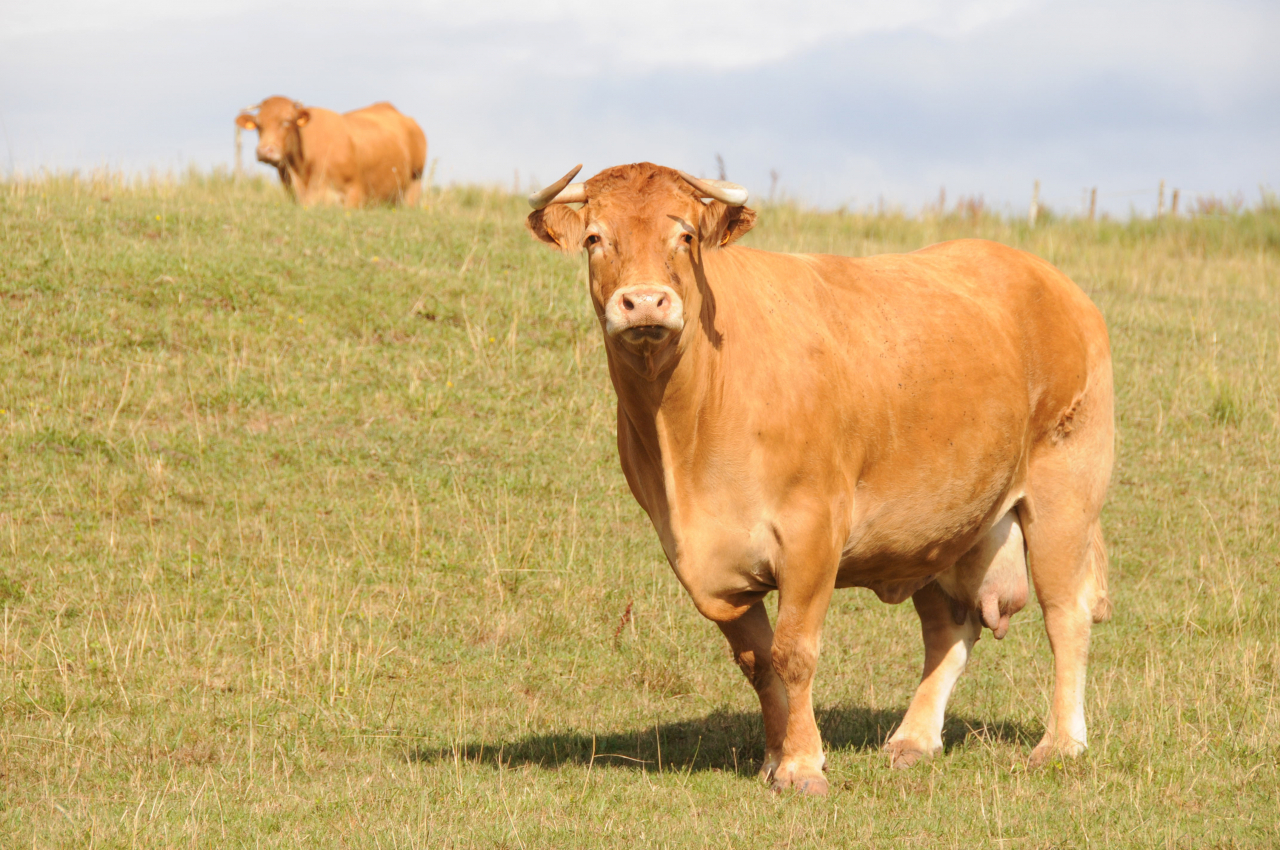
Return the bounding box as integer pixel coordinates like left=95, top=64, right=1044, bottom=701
left=235, top=113, right=257, bottom=130
left=295, top=109, right=311, bottom=127
left=527, top=205, right=585, bottom=253
left=703, top=203, right=757, bottom=247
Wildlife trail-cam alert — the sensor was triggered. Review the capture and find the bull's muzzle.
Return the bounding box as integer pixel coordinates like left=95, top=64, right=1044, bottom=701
left=604, top=286, right=684, bottom=342
left=256, top=146, right=282, bottom=165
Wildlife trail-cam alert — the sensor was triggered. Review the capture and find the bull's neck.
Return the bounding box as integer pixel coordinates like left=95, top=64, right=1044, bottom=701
left=608, top=260, right=723, bottom=463
left=283, top=127, right=306, bottom=178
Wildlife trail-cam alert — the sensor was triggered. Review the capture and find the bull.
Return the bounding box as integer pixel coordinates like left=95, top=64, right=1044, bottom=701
left=235, top=96, right=426, bottom=207
left=526, top=162, right=1113, bottom=795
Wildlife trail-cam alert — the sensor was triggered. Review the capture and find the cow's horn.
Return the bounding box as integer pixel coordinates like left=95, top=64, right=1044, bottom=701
left=678, top=172, right=749, bottom=206
left=528, top=164, right=586, bottom=209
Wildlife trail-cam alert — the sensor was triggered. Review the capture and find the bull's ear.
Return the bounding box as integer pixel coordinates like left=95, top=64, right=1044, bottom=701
left=526, top=205, right=586, bottom=253
left=703, top=203, right=757, bottom=247
left=235, top=113, right=257, bottom=130
left=295, top=109, right=311, bottom=127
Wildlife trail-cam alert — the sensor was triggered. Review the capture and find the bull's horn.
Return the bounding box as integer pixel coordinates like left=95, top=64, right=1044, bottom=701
left=528, top=164, right=586, bottom=209
left=678, top=171, right=749, bottom=206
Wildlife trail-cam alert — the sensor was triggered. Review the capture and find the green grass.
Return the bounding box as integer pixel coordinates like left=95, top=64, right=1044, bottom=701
left=1, top=171, right=1277, bottom=848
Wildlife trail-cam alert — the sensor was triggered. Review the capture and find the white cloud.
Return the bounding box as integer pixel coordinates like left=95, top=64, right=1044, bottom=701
left=1, top=0, right=1275, bottom=212
left=4, top=0, right=1037, bottom=66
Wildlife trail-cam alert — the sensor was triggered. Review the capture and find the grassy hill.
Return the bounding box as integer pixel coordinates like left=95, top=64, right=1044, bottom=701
left=2, top=172, right=1277, bottom=848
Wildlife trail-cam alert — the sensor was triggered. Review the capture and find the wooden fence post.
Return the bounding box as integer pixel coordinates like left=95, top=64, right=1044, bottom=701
left=1029, top=180, right=1040, bottom=227
left=1088, top=187, right=1097, bottom=221
left=234, top=126, right=243, bottom=179
left=1157, top=179, right=1166, bottom=218
left=1171, top=188, right=1180, bottom=217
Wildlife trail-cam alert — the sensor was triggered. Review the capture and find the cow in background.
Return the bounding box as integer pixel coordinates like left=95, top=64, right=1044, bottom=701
left=526, top=162, right=1114, bottom=795
left=235, top=97, right=426, bottom=207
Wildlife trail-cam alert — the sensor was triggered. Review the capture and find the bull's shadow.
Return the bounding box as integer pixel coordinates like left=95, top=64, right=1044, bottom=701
left=406, top=705, right=1037, bottom=776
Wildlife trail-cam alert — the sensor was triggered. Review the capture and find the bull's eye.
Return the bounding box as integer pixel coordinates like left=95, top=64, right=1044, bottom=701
left=680, top=232, right=694, bottom=247
left=584, top=234, right=602, bottom=249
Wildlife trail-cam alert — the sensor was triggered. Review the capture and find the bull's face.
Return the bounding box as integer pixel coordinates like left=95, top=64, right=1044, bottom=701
left=527, top=163, right=756, bottom=370
left=235, top=96, right=311, bottom=167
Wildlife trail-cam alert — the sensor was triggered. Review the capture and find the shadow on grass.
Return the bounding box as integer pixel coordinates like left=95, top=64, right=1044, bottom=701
left=406, top=705, right=1038, bottom=776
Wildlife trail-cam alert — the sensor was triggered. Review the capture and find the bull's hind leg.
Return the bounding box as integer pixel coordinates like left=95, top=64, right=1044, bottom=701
left=889, top=511, right=1029, bottom=768
left=1025, top=511, right=1109, bottom=766
left=886, top=581, right=981, bottom=767
left=717, top=602, right=788, bottom=780
left=1024, top=381, right=1113, bottom=766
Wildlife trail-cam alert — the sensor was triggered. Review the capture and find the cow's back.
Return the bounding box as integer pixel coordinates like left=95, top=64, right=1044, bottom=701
left=343, top=102, right=425, bottom=202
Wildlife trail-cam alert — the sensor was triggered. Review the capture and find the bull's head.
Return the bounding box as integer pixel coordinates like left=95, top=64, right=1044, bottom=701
left=527, top=162, right=756, bottom=376
left=235, top=96, right=311, bottom=167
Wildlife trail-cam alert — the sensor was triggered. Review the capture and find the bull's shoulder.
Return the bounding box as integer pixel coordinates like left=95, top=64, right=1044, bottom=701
left=347, top=101, right=402, bottom=117
left=300, top=106, right=346, bottom=124
left=909, top=238, right=1023, bottom=259
left=719, top=245, right=864, bottom=279
left=918, top=239, right=1086, bottom=286
left=295, top=107, right=351, bottom=148
left=716, top=240, right=1092, bottom=315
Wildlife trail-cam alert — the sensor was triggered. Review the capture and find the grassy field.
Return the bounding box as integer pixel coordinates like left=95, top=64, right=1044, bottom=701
left=1, top=171, right=1277, bottom=848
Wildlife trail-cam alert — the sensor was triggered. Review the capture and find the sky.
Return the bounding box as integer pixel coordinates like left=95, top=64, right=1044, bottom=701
left=1, top=0, right=1277, bottom=214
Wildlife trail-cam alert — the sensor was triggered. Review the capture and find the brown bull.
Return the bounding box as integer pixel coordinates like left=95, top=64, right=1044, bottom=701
left=527, top=162, right=1113, bottom=795
left=235, top=96, right=426, bottom=207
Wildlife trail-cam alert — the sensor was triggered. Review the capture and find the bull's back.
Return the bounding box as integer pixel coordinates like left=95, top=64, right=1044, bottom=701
left=898, top=240, right=1109, bottom=447
left=344, top=102, right=424, bottom=197
left=797, top=240, right=1106, bottom=438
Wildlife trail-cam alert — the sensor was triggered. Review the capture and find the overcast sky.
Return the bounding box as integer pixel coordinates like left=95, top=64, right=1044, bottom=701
left=2, top=0, right=1276, bottom=214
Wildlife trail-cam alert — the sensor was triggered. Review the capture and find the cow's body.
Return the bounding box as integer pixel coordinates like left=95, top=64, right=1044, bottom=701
left=616, top=240, right=1109, bottom=614
left=236, top=97, right=426, bottom=207
left=528, top=163, right=1113, bottom=795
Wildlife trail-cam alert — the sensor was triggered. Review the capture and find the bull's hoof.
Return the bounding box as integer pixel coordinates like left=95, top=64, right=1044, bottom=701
left=887, top=745, right=928, bottom=769
left=1028, top=739, right=1085, bottom=769
left=770, top=773, right=829, bottom=796
left=768, top=760, right=829, bottom=796
left=1028, top=745, right=1057, bottom=769
left=758, top=752, right=782, bottom=782
left=884, top=738, right=938, bottom=769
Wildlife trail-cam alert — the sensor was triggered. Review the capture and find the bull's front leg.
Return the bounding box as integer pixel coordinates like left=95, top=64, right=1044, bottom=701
left=717, top=602, right=788, bottom=780
left=769, top=533, right=839, bottom=795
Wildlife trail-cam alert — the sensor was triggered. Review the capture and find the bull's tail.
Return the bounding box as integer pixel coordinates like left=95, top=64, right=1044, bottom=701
left=1086, top=519, right=1112, bottom=623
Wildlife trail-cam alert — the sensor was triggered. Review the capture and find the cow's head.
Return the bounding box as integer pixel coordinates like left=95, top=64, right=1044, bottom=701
left=526, top=162, right=755, bottom=375
left=235, top=96, right=311, bottom=167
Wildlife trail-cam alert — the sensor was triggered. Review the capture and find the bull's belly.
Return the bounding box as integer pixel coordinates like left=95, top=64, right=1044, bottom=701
left=833, top=508, right=1031, bottom=636
left=832, top=487, right=1023, bottom=601
left=642, top=441, right=1027, bottom=620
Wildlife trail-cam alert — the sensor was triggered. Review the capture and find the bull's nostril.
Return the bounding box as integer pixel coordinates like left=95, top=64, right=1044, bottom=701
left=622, top=297, right=635, bottom=311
